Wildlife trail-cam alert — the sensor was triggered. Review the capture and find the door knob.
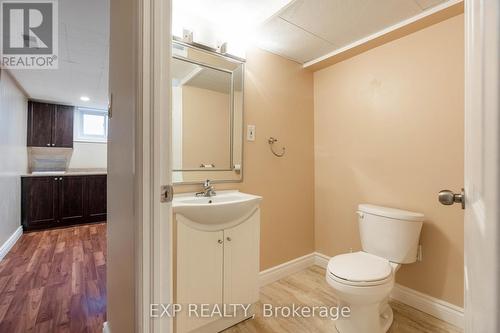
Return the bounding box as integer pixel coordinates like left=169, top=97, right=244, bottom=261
left=438, top=189, right=465, bottom=209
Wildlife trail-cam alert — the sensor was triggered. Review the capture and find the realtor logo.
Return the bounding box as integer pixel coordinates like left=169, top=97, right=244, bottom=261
left=1, top=0, right=58, bottom=69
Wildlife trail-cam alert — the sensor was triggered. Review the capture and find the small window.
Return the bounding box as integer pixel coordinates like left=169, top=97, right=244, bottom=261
left=74, top=107, right=108, bottom=142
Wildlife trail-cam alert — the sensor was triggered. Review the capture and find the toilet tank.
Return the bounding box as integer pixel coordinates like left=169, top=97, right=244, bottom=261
left=358, top=204, right=424, bottom=264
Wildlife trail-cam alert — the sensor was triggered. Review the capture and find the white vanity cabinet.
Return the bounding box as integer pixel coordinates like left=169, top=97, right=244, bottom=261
left=174, top=193, right=261, bottom=333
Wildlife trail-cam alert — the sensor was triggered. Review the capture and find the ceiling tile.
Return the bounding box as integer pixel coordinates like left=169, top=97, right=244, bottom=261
left=256, top=17, right=335, bottom=63
left=59, top=0, right=109, bottom=34
left=280, top=0, right=423, bottom=49
left=11, top=0, right=110, bottom=108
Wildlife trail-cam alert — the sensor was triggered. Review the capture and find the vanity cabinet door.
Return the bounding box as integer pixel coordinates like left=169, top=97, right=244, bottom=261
left=176, top=219, right=224, bottom=333
left=223, top=209, right=260, bottom=307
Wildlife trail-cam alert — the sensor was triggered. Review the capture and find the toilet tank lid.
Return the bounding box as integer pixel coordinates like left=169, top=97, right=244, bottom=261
left=358, top=204, right=425, bottom=222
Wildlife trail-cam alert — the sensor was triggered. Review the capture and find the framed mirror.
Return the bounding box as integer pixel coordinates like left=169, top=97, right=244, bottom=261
left=171, top=40, right=244, bottom=184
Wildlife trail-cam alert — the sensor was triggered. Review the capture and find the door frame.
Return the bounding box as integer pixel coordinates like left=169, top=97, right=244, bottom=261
left=107, top=0, right=172, bottom=332
left=136, top=0, right=172, bottom=332
left=464, top=0, right=500, bottom=332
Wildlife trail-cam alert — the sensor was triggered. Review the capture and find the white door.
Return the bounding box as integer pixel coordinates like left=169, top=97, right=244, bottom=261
left=223, top=210, right=260, bottom=309
left=463, top=0, right=500, bottom=332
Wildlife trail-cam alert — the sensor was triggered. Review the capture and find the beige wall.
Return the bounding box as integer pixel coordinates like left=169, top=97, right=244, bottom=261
left=182, top=85, right=231, bottom=169
left=0, top=70, right=28, bottom=247
left=314, top=15, right=464, bottom=306
left=175, top=47, right=316, bottom=270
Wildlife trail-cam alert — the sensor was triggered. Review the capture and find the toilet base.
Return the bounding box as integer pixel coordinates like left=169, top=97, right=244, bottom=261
left=334, top=301, right=393, bottom=333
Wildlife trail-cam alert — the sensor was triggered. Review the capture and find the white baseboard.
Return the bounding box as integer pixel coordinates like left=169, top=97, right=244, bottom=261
left=391, top=283, right=464, bottom=328
left=313, top=252, right=330, bottom=268
left=260, top=252, right=464, bottom=329
left=0, top=226, right=22, bottom=261
left=103, top=322, right=110, bottom=333
left=259, top=253, right=316, bottom=286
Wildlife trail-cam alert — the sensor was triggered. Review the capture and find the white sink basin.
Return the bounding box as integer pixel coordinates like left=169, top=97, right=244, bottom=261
left=173, top=191, right=262, bottom=229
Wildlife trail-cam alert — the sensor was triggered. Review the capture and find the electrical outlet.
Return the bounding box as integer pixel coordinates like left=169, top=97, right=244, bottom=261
left=182, top=29, right=193, bottom=43
left=247, top=125, right=255, bottom=141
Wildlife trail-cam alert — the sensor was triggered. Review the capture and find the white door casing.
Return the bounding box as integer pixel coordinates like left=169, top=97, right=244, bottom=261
left=108, top=0, right=172, bottom=331
left=139, top=0, right=173, bottom=330
left=464, top=0, right=500, bottom=332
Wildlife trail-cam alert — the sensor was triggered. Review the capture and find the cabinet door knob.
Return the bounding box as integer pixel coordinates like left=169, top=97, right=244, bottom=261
left=226, top=237, right=232, bottom=242
left=47, top=143, right=50, bottom=146
left=217, top=239, right=223, bottom=244
left=51, top=143, right=55, bottom=146
left=54, top=177, right=58, bottom=180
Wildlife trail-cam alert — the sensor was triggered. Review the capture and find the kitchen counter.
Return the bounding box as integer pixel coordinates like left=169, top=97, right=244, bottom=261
left=21, top=169, right=107, bottom=177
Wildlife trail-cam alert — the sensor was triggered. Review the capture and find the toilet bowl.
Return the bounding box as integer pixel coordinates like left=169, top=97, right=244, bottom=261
left=325, top=204, right=424, bottom=333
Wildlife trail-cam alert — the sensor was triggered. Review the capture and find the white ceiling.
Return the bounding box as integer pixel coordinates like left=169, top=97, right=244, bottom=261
left=8, top=0, right=451, bottom=107
left=172, top=0, right=292, bottom=57
left=256, top=0, right=449, bottom=63
left=172, top=58, right=231, bottom=94
left=9, top=0, right=110, bottom=109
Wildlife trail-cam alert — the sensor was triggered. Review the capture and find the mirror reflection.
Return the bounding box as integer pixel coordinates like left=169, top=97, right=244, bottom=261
left=172, top=58, right=232, bottom=171
left=171, top=41, right=244, bottom=184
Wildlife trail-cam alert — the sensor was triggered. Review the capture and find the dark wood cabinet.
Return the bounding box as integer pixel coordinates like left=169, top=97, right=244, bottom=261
left=21, top=177, right=59, bottom=229
left=60, top=176, right=85, bottom=224
left=22, top=175, right=107, bottom=231
left=27, top=102, right=53, bottom=147
left=85, top=175, right=107, bottom=222
left=27, top=101, right=74, bottom=148
left=53, top=104, right=74, bottom=147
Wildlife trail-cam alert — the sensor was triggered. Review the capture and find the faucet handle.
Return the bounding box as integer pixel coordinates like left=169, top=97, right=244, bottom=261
left=203, top=179, right=211, bottom=188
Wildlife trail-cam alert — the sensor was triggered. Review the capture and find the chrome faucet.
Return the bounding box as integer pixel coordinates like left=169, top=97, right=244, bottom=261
left=196, top=179, right=216, bottom=197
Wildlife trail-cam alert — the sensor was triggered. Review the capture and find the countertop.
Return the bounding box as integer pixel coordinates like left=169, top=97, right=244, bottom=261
left=21, top=169, right=107, bottom=177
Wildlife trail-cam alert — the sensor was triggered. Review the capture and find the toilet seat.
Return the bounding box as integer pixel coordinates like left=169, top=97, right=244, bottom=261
left=327, top=252, right=394, bottom=287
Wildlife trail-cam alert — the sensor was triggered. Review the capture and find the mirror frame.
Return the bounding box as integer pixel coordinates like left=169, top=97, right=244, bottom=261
left=171, top=39, right=245, bottom=184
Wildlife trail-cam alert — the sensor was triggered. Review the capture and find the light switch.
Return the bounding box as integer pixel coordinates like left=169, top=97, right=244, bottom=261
left=247, top=125, right=256, bottom=141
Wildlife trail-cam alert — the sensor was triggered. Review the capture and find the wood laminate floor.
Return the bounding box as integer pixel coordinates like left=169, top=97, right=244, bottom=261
left=0, top=223, right=106, bottom=333
left=225, top=266, right=463, bottom=333
left=0, top=225, right=461, bottom=333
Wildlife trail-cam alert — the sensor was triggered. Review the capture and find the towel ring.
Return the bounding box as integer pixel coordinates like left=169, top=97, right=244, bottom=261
left=268, top=137, right=286, bottom=157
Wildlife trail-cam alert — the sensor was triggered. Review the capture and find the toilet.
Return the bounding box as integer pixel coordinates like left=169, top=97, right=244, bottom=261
left=326, top=204, right=424, bottom=333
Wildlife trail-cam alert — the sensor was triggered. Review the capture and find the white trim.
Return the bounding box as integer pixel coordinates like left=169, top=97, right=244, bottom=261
left=464, top=0, right=500, bottom=331
left=0, top=226, right=22, bottom=261
left=303, top=0, right=463, bottom=69
left=313, top=251, right=330, bottom=268
left=391, top=283, right=464, bottom=329
left=259, top=252, right=464, bottom=329
left=137, top=0, right=172, bottom=332
left=102, top=322, right=110, bottom=333
left=259, top=253, right=315, bottom=286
